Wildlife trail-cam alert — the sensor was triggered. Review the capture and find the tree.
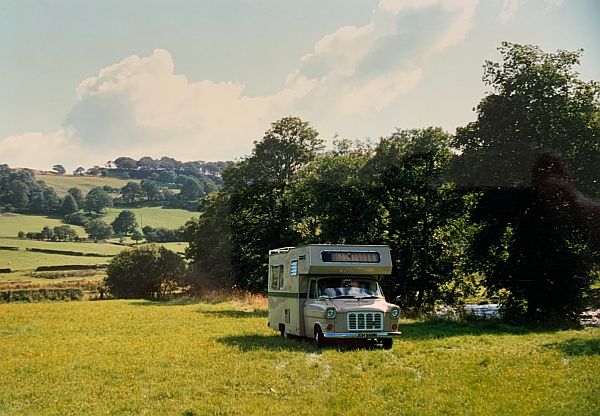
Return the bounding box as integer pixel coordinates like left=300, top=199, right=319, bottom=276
left=180, top=178, right=205, bottom=201
left=41, top=226, right=54, bottom=241
left=17, top=231, right=25, bottom=239
left=140, top=180, right=161, bottom=201
left=114, top=157, right=138, bottom=170
left=158, top=170, right=177, bottom=184
left=84, top=219, right=113, bottom=242
left=84, top=187, right=113, bottom=215
left=363, top=128, right=473, bottom=309
left=184, top=193, right=233, bottom=288
left=131, top=230, right=144, bottom=244
left=52, top=164, right=66, bottom=175
left=187, top=116, right=323, bottom=291
left=137, top=156, right=159, bottom=170
left=53, top=225, right=77, bottom=241
left=120, top=182, right=144, bottom=204
left=73, top=167, right=85, bottom=176
left=111, top=210, right=138, bottom=235
left=452, top=43, right=600, bottom=325
left=67, top=187, right=84, bottom=206
left=60, top=194, right=79, bottom=215
left=105, top=245, right=185, bottom=299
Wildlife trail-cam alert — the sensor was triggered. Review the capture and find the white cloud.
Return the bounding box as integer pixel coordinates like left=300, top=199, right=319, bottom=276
left=499, top=0, right=520, bottom=24
left=0, top=1, right=481, bottom=170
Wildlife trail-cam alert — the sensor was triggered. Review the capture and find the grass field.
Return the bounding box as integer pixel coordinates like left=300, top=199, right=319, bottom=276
left=0, top=214, right=86, bottom=238
left=100, top=206, right=198, bottom=229
left=0, top=299, right=598, bottom=415
left=35, top=174, right=137, bottom=196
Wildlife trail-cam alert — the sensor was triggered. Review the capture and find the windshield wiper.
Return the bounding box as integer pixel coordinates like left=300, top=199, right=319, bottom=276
left=330, top=295, right=357, bottom=299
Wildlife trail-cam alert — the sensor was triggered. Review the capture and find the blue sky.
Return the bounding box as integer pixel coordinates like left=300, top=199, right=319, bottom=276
left=1, top=0, right=598, bottom=170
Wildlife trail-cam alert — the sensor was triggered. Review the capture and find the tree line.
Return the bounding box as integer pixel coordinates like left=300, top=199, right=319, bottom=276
left=184, top=43, right=600, bottom=326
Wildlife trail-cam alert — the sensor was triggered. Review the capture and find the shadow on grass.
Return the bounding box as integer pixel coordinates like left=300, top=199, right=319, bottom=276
left=217, top=334, right=317, bottom=352
left=200, top=309, right=268, bottom=318
left=545, top=338, right=600, bottom=356
left=129, top=299, right=201, bottom=307
left=400, top=319, right=559, bottom=340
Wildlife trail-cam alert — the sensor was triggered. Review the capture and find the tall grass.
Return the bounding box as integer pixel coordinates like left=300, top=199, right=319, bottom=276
left=0, top=300, right=597, bottom=415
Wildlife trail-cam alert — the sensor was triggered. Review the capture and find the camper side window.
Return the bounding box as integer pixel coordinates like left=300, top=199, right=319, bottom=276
left=271, top=265, right=284, bottom=290
left=308, top=280, right=317, bottom=299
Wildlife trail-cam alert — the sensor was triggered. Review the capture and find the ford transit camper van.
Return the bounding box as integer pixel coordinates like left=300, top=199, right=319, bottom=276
left=267, top=245, right=401, bottom=348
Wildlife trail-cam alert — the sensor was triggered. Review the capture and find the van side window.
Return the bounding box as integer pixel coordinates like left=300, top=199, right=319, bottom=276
left=308, top=280, right=316, bottom=299
left=271, top=265, right=284, bottom=290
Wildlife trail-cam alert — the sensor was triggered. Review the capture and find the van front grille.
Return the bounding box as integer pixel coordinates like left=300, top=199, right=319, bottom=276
left=347, top=312, right=383, bottom=331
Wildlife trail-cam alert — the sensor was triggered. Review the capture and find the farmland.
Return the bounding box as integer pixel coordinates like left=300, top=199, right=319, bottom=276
left=0, top=213, right=86, bottom=238
left=35, top=173, right=137, bottom=197
left=0, top=299, right=598, bottom=416
left=100, top=206, right=198, bottom=229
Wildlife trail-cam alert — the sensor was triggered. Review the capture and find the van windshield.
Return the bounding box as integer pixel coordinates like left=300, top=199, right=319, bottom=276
left=317, top=278, right=382, bottom=299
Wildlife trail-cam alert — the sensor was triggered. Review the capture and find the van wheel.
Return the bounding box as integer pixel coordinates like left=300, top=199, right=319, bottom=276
left=382, top=338, right=393, bottom=350
left=279, top=324, right=286, bottom=338
left=314, top=326, right=326, bottom=349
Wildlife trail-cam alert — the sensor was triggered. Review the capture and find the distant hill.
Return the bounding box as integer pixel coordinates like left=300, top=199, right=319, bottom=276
left=35, top=173, right=138, bottom=197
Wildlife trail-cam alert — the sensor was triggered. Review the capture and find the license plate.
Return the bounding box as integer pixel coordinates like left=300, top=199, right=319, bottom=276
left=355, top=333, right=368, bottom=338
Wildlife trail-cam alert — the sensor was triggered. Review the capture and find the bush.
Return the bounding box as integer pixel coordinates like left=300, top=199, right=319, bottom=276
left=64, top=212, right=89, bottom=226
left=0, top=288, right=83, bottom=303
left=105, top=245, right=185, bottom=300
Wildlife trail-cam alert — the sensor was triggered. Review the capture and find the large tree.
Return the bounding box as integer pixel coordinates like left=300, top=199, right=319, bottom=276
left=111, top=210, right=138, bottom=235
left=84, top=187, right=113, bottom=215
left=452, top=43, right=600, bottom=325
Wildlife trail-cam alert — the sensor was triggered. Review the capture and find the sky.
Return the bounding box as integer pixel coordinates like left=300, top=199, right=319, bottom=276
left=0, top=0, right=598, bottom=171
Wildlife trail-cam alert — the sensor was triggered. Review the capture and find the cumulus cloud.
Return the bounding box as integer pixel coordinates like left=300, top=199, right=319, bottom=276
left=499, top=0, right=520, bottom=24
left=0, top=0, right=480, bottom=170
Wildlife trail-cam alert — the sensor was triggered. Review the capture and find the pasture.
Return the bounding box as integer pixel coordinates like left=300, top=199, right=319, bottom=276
left=0, top=214, right=86, bottom=238
left=0, top=299, right=598, bottom=415
left=100, top=206, right=198, bottom=229
left=35, top=173, right=137, bottom=197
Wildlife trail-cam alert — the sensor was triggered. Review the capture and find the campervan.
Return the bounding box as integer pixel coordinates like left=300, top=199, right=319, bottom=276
left=267, top=245, right=402, bottom=349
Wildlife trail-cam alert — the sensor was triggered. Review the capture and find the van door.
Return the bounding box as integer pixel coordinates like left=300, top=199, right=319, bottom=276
left=303, top=279, right=320, bottom=338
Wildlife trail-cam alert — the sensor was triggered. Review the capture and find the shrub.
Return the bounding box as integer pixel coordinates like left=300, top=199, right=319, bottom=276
left=105, top=245, right=185, bottom=300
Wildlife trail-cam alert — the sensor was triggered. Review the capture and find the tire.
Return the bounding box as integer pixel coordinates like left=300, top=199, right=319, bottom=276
left=279, top=324, right=286, bottom=338
left=314, top=326, right=326, bottom=349
left=382, top=338, right=393, bottom=350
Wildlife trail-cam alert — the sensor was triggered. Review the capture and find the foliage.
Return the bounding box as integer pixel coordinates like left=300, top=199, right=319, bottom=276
left=52, top=164, right=66, bottom=175
left=84, top=187, right=113, bottom=215
left=452, top=43, right=600, bottom=325
left=63, top=212, right=89, bottom=227
left=120, top=181, right=144, bottom=204
left=105, top=245, right=185, bottom=299
left=111, top=210, right=138, bottom=235
left=67, top=187, right=84, bottom=206
left=60, top=193, right=79, bottom=215
left=52, top=225, right=78, bottom=241
left=140, top=179, right=161, bottom=201
left=142, top=225, right=183, bottom=242
left=84, top=219, right=113, bottom=242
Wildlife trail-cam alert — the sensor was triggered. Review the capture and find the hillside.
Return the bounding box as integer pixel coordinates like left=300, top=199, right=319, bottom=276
left=35, top=173, right=138, bottom=197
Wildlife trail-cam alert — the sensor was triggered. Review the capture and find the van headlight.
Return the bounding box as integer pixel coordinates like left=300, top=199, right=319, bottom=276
left=326, top=308, right=337, bottom=319
left=390, top=308, right=400, bottom=318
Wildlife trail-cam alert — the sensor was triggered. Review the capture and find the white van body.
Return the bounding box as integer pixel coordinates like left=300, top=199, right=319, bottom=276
left=267, top=244, right=401, bottom=348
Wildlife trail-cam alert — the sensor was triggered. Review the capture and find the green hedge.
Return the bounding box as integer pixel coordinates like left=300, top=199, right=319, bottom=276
left=26, top=248, right=112, bottom=258
left=35, top=264, right=107, bottom=272
left=0, top=246, right=19, bottom=251
left=0, top=288, right=84, bottom=303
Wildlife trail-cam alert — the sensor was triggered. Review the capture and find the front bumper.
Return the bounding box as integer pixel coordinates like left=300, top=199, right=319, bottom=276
left=323, top=331, right=402, bottom=339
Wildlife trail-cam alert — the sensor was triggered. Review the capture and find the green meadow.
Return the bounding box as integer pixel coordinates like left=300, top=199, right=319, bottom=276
left=35, top=173, right=137, bottom=197
left=0, top=299, right=598, bottom=416
left=100, top=206, right=198, bottom=230
left=0, top=214, right=86, bottom=238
